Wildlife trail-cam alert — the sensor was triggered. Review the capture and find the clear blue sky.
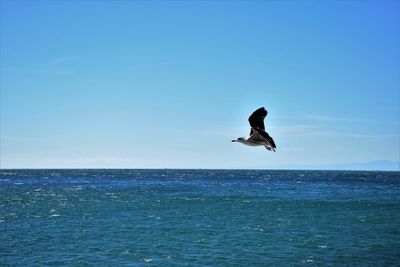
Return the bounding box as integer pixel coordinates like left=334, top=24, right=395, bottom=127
left=1, top=0, right=399, bottom=169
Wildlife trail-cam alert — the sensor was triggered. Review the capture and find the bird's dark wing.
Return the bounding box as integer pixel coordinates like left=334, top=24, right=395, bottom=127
left=253, top=128, right=276, bottom=149
left=248, top=107, right=267, bottom=134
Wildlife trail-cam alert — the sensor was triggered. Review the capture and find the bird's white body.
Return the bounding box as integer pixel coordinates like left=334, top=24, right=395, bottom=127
left=235, top=136, right=275, bottom=151
left=236, top=139, right=262, bottom=146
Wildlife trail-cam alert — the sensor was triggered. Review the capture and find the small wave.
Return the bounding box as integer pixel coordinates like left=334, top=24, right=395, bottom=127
left=122, top=250, right=130, bottom=255
left=303, top=256, right=314, bottom=263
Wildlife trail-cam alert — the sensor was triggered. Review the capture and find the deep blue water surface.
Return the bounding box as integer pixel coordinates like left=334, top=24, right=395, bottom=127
left=1, top=169, right=399, bottom=266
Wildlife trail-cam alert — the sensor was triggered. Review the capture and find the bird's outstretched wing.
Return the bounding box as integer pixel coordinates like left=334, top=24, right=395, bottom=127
left=248, top=107, right=267, bottom=135
left=253, top=128, right=277, bottom=149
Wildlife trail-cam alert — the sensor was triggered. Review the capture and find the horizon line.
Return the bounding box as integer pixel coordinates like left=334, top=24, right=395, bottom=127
left=1, top=167, right=399, bottom=172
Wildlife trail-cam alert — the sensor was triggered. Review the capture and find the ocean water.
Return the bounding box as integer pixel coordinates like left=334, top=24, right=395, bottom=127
left=1, top=169, right=399, bottom=266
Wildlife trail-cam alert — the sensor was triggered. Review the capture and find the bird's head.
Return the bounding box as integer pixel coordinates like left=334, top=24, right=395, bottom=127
left=232, top=137, right=245, bottom=142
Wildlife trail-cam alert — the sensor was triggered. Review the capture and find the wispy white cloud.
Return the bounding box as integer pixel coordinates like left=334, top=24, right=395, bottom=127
left=1, top=136, right=33, bottom=142
left=2, top=66, right=72, bottom=76
left=331, top=146, right=346, bottom=150
left=270, top=125, right=321, bottom=134
left=275, top=114, right=349, bottom=121
left=1, top=56, right=79, bottom=76
left=304, top=114, right=358, bottom=122
left=282, top=147, right=305, bottom=152
left=269, top=122, right=398, bottom=143
left=131, top=59, right=182, bottom=70
left=31, top=68, right=72, bottom=76
left=276, top=113, right=399, bottom=126
left=305, top=131, right=398, bottom=140
left=304, top=114, right=400, bottom=127
left=45, top=56, right=80, bottom=65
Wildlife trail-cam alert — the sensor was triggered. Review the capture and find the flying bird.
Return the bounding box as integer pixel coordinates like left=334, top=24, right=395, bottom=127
left=232, top=107, right=276, bottom=152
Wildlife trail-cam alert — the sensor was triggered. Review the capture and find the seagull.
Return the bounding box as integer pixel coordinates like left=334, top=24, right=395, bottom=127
left=232, top=107, right=277, bottom=152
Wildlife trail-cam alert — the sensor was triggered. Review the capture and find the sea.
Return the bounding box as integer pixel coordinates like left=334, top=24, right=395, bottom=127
left=1, top=169, right=399, bottom=266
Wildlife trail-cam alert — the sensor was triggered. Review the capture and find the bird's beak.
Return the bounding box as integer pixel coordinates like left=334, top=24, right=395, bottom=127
left=231, top=140, right=236, bottom=142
